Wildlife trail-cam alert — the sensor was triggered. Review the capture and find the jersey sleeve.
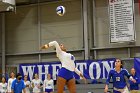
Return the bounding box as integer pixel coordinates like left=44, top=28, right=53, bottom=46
left=133, top=76, right=139, bottom=84
left=106, top=70, right=112, bottom=85
left=124, top=69, right=131, bottom=79
left=49, top=41, right=62, bottom=56
left=129, top=79, right=134, bottom=84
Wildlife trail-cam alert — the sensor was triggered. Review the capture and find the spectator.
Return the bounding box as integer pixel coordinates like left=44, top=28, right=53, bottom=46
left=22, top=75, right=30, bottom=93
left=7, top=72, right=16, bottom=93
left=0, top=77, right=7, bottom=93
left=31, top=73, right=43, bottom=93
left=43, top=74, right=54, bottom=93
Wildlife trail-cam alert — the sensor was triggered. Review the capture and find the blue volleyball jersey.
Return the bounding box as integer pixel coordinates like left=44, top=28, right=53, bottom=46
left=106, top=68, right=130, bottom=89
left=129, top=74, right=139, bottom=90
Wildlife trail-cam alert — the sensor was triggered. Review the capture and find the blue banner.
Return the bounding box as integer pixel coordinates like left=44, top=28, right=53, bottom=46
left=134, top=58, right=140, bottom=78
left=19, top=59, right=116, bottom=81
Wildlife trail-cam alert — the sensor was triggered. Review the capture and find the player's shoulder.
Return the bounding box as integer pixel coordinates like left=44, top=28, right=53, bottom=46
left=110, top=68, right=115, bottom=72
left=108, top=69, right=115, bottom=74
left=122, top=68, right=128, bottom=72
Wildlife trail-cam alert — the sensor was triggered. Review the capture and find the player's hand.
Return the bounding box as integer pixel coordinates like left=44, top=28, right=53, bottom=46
left=40, top=44, right=48, bottom=50
left=104, top=85, right=108, bottom=93
left=132, top=79, right=136, bottom=83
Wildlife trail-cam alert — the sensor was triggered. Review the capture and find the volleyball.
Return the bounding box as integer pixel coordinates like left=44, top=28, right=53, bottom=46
left=56, top=6, right=65, bottom=16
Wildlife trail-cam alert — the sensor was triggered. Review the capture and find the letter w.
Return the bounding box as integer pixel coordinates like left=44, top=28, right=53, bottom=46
left=21, top=66, right=35, bottom=81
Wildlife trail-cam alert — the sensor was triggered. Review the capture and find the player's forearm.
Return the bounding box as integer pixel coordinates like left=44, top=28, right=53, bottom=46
left=79, top=73, right=85, bottom=78
left=105, top=84, right=108, bottom=87
left=104, top=84, right=108, bottom=92
left=104, top=84, right=109, bottom=91
left=105, top=78, right=110, bottom=85
left=74, top=68, right=81, bottom=76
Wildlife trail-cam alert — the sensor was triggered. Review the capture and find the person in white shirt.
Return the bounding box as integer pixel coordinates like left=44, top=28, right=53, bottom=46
left=31, top=73, right=43, bottom=93
left=22, top=75, right=30, bottom=93
left=0, top=77, right=7, bottom=93
left=41, top=41, right=86, bottom=93
left=7, top=72, right=16, bottom=93
left=43, top=74, right=54, bottom=93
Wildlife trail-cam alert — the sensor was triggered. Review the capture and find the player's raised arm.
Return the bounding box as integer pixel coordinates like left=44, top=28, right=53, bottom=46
left=40, top=41, right=62, bottom=55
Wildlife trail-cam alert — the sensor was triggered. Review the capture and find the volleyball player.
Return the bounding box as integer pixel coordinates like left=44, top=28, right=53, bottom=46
left=104, top=59, right=135, bottom=93
left=41, top=41, right=86, bottom=93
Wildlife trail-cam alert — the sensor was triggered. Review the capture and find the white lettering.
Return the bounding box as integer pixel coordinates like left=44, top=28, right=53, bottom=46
left=89, top=62, right=101, bottom=79
left=76, top=63, right=87, bottom=79
left=102, top=61, right=111, bottom=79
left=44, top=65, right=49, bottom=79
left=37, top=65, right=49, bottom=80
left=52, top=64, right=61, bottom=80
left=22, top=66, right=35, bottom=80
